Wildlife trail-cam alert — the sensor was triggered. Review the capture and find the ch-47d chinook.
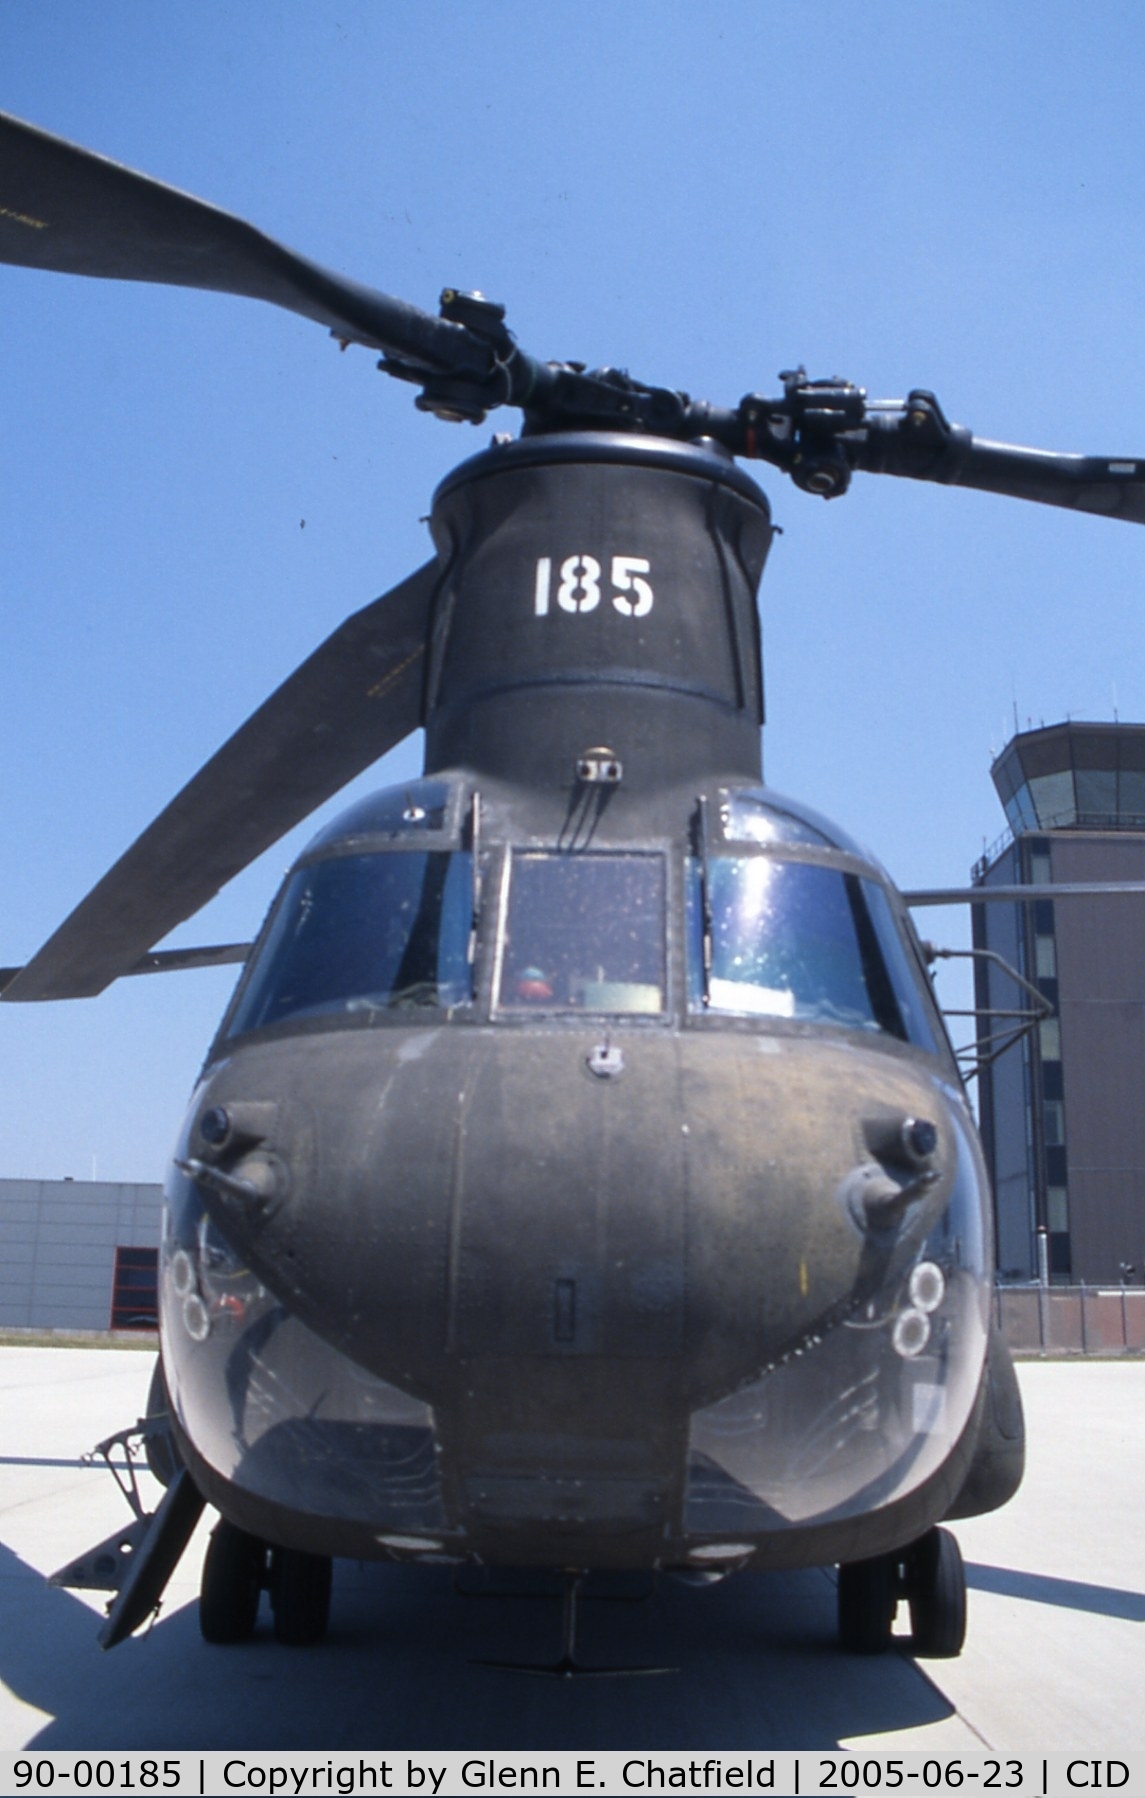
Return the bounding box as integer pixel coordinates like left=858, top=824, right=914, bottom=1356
left=3, top=109, right=1144, bottom=1672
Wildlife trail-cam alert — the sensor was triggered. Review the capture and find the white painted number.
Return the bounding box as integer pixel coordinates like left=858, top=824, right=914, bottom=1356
left=533, top=554, right=654, bottom=618
left=610, top=555, right=653, bottom=617
left=557, top=553, right=602, bottom=613
left=533, top=556, right=552, bottom=616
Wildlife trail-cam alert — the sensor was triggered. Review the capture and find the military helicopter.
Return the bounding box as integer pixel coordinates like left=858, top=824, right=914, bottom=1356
left=3, top=108, right=1142, bottom=1670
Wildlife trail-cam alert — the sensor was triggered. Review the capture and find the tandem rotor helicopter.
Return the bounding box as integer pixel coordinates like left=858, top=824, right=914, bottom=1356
left=3, top=108, right=1144, bottom=1671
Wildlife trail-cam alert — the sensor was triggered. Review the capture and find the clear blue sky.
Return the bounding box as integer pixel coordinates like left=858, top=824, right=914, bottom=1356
left=3, top=1, right=1144, bottom=1180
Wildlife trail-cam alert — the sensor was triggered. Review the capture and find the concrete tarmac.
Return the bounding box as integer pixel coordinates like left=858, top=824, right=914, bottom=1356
left=0, top=1345, right=1141, bottom=1753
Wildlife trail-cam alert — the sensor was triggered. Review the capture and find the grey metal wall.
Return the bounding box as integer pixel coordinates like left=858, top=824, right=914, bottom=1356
left=1050, top=834, right=1145, bottom=1285
left=0, top=1178, right=163, bottom=1331
left=977, top=829, right=1145, bottom=1286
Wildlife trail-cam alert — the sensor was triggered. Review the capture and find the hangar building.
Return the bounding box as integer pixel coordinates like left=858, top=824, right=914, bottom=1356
left=0, top=1177, right=163, bottom=1332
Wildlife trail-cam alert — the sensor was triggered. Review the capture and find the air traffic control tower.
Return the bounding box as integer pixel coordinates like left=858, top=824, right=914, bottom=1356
left=974, top=721, right=1145, bottom=1286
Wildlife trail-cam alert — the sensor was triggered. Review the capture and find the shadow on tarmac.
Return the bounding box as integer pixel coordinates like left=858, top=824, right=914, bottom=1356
left=0, top=1542, right=962, bottom=1751
left=966, top=1561, right=1145, bottom=1623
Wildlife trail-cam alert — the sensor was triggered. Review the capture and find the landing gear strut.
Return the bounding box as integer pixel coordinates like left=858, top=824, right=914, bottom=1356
left=837, top=1526, right=966, bottom=1659
left=199, top=1519, right=333, bottom=1646
left=474, top=1571, right=677, bottom=1677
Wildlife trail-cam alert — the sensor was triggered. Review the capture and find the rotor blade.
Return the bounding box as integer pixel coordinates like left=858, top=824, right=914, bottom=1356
left=859, top=408, right=1145, bottom=524
left=950, top=440, right=1145, bottom=524
left=0, top=111, right=481, bottom=368
left=0, top=942, right=250, bottom=996
left=2, top=560, right=437, bottom=1003
left=905, top=883, right=1145, bottom=906
left=126, top=942, right=252, bottom=977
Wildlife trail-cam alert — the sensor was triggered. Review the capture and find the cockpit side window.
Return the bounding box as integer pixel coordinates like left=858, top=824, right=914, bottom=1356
left=496, top=851, right=666, bottom=1014
left=227, top=850, right=473, bottom=1034
left=688, top=855, right=939, bottom=1052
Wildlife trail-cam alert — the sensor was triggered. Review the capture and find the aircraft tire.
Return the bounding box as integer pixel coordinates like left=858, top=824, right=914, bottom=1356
left=270, top=1547, right=332, bottom=1646
left=907, top=1527, right=966, bottom=1658
left=837, top=1554, right=897, bottom=1654
left=199, top=1520, right=266, bottom=1644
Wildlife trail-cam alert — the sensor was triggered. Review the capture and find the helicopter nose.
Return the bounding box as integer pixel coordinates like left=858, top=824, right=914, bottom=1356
left=168, top=1026, right=973, bottom=1392
left=161, top=1023, right=989, bottom=1554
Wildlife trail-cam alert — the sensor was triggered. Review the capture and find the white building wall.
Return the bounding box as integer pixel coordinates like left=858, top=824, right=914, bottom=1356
left=0, top=1179, right=163, bottom=1330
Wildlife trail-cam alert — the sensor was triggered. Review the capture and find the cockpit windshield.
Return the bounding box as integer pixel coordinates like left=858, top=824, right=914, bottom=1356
left=227, top=850, right=473, bottom=1035
left=224, top=834, right=937, bottom=1048
left=689, top=855, right=939, bottom=1051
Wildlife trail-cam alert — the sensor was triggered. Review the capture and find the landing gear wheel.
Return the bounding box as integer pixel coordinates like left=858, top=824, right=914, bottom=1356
left=907, top=1527, right=966, bottom=1658
left=270, top=1548, right=332, bottom=1646
left=838, top=1553, right=898, bottom=1654
left=199, top=1520, right=267, bottom=1644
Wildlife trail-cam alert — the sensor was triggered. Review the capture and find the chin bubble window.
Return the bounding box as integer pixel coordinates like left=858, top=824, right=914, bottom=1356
left=496, top=851, right=666, bottom=1014
left=689, top=855, right=938, bottom=1051
left=227, top=849, right=473, bottom=1033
